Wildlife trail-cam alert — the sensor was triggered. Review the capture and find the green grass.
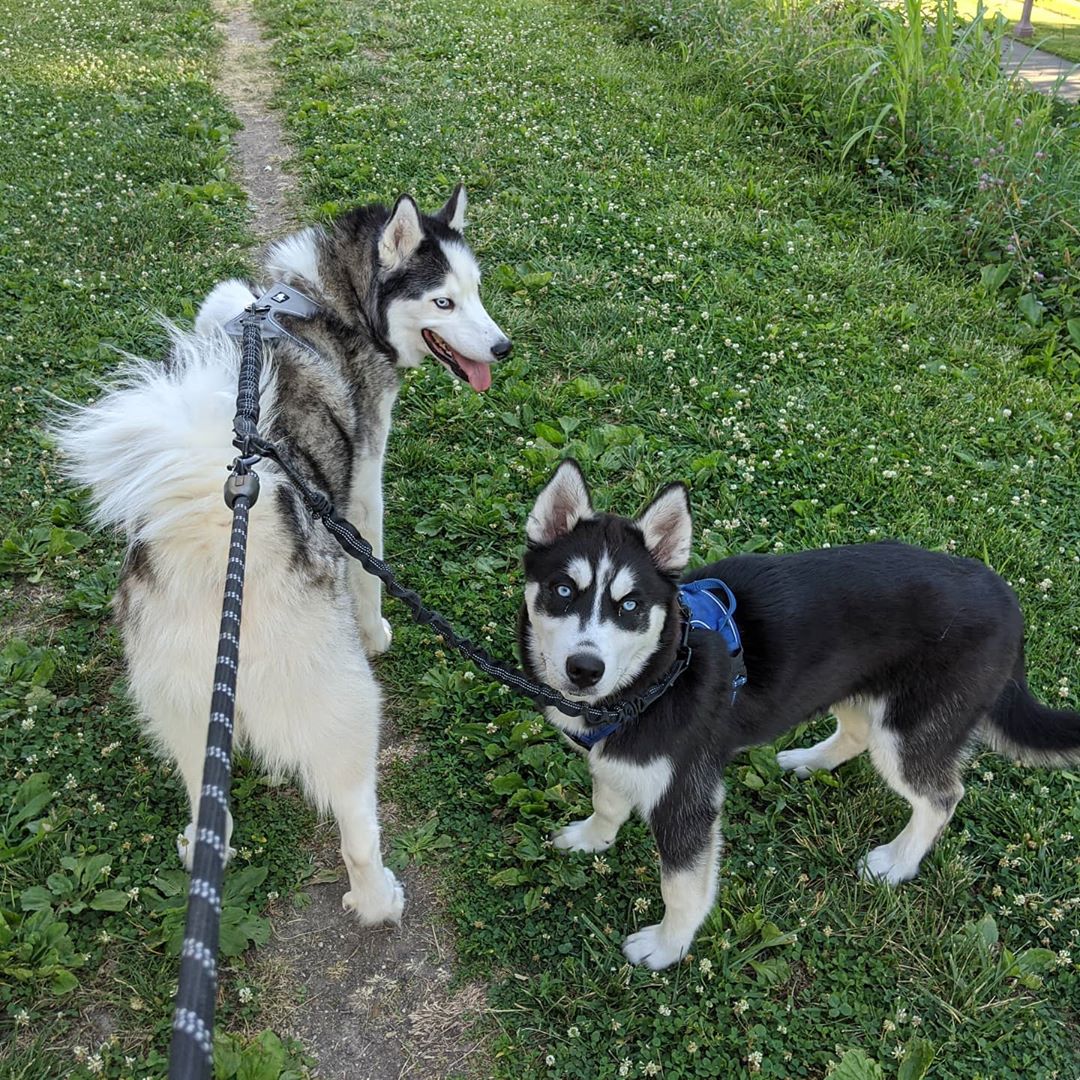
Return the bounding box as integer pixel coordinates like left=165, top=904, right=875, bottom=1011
left=1026, top=21, right=1080, bottom=61
left=248, top=0, right=1079, bottom=1075
left=0, top=0, right=313, bottom=1074
left=2, top=0, right=1079, bottom=1075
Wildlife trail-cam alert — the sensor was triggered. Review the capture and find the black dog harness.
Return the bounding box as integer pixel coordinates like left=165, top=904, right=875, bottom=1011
left=563, top=579, right=748, bottom=751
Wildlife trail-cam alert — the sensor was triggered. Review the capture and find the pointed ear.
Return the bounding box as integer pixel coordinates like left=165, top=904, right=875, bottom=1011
left=526, top=459, right=593, bottom=546
left=436, top=184, right=467, bottom=232
left=378, top=195, right=423, bottom=271
left=635, top=484, right=692, bottom=574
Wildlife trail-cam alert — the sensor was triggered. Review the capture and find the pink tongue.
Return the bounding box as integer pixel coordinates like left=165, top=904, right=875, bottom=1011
left=454, top=353, right=492, bottom=392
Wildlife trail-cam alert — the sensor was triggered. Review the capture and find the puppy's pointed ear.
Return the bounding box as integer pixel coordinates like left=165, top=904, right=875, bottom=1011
left=526, top=459, right=593, bottom=546
left=378, top=194, right=424, bottom=271
left=436, top=184, right=467, bottom=232
left=635, top=484, right=692, bottom=574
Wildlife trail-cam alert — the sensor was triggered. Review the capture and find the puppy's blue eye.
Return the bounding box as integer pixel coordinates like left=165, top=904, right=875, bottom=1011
left=433, top=297, right=453, bottom=310
left=555, top=584, right=573, bottom=599
left=620, top=599, right=637, bottom=612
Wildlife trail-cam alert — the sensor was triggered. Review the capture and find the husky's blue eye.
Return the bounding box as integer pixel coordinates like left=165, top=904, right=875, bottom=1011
left=555, top=584, right=573, bottom=599
left=433, top=297, right=453, bottom=310
left=620, top=599, right=638, bottom=613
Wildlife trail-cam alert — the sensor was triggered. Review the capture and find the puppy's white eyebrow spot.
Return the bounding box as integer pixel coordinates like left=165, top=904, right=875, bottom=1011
left=565, top=556, right=593, bottom=591
left=609, top=566, right=636, bottom=602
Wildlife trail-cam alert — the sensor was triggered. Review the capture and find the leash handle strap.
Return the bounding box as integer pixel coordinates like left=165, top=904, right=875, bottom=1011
left=169, top=307, right=265, bottom=1079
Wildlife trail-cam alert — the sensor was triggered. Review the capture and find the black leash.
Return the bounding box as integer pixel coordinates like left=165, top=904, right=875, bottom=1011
left=245, top=431, right=693, bottom=729
left=168, top=307, right=266, bottom=1080
left=167, top=295, right=699, bottom=1075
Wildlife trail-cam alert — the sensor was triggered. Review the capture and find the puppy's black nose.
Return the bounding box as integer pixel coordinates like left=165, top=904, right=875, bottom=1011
left=566, top=653, right=605, bottom=689
left=490, top=338, right=512, bottom=360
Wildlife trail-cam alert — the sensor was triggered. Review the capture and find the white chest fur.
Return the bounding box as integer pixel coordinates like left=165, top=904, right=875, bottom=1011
left=589, top=750, right=673, bottom=815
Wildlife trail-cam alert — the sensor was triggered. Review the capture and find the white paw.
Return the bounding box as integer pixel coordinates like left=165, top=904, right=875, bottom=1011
left=343, top=867, right=405, bottom=925
left=360, top=617, right=393, bottom=656
left=552, top=818, right=616, bottom=853
left=858, top=844, right=918, bottom=885
left=775, top=748, right=816, bottom=779
left=177, top=822, right=235, bottom=872
left=622, top=924, right=690, bottom=970
left=177, top=824, right=195, bottom=871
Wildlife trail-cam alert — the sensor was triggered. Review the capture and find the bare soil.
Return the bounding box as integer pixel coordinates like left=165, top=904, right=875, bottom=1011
left=207, top=11, right=486, bottom=1073
left=212, top=0, right=300, bottom=241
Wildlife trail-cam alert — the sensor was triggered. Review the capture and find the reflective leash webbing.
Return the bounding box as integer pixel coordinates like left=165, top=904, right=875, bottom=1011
left=168, top=307, right=265, bottom=1079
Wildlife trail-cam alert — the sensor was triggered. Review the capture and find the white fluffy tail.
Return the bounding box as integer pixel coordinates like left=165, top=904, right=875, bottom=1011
left=194, top=279, right=258, bottom=336
left=54, top=324, right=274, bottom=542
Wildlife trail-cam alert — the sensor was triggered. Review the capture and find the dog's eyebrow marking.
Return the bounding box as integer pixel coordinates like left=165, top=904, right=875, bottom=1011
left=609, top=566, right=636, bottom=602
left=565, top=557, right=593, bottom=591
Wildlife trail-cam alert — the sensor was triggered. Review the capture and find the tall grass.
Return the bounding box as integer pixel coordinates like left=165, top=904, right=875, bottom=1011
left=602, top=0, right=1080, bottom=340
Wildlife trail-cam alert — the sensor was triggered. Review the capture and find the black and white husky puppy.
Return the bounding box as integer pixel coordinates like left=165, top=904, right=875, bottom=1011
left=518, top=460, right=1080, bottom=969
left=57, top=188, right=510, bottom=926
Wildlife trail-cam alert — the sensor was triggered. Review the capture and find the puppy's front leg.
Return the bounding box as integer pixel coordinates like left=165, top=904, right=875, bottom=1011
left=623, top=807, right=722, bottom=970
left=553, top=770, right=632, bottom=853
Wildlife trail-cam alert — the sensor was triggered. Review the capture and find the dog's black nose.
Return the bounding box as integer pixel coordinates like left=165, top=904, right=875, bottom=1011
left=566, top=653, right=605, bottom=689
left=490, top=338, right=512, bottom=360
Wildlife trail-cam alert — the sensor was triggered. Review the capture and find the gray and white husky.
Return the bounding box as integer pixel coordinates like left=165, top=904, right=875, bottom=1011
left=519, top=460, right=1080, bottom=969
left=57, top=187, right=510, bottom=925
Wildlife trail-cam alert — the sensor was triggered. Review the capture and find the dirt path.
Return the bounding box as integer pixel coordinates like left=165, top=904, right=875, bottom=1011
left=208, top=4, right=486, bottom=1075
left=213, top=0, right=299, bottom=240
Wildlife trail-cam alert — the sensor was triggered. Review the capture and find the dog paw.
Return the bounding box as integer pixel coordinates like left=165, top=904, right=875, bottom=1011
left=858, top=844, right=918, bottom=886
left=622, top=924, right=690, bottom=970
left=360, top=617, right=393, bottom=656
left=343, top=867, right=405, bottom=925
left=775, top=748, right=816, bottom=779
left=552, top=818, right=616, bottom=853
left=177, top=823, right=236, bottom=872
left=177, top=824, right=196, bottom=872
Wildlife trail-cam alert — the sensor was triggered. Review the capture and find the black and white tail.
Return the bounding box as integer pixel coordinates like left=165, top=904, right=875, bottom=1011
left=983, top=656, right=1080, bottom=768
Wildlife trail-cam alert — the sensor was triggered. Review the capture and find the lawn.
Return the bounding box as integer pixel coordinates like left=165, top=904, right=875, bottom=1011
left=2, top=0, right=1079, bottom=1076
left=956, top=0, right=1080, bottom=63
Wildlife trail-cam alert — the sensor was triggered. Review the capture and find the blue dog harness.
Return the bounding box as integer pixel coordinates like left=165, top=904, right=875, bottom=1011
left=564, top=578, right=748, bottom=750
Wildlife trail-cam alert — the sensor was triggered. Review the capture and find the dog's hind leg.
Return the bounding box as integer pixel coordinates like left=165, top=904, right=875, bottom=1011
left=776, top=699, right=872, bottom=778
left=330, top=764, right=405, bottom=926
left=860, top=707, right=966, bottom=885
left=280, top=643, right=404, bottom=925
left=552, top=772, right=633, bottom=853
left=141, top=702, right=235, bottom=873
